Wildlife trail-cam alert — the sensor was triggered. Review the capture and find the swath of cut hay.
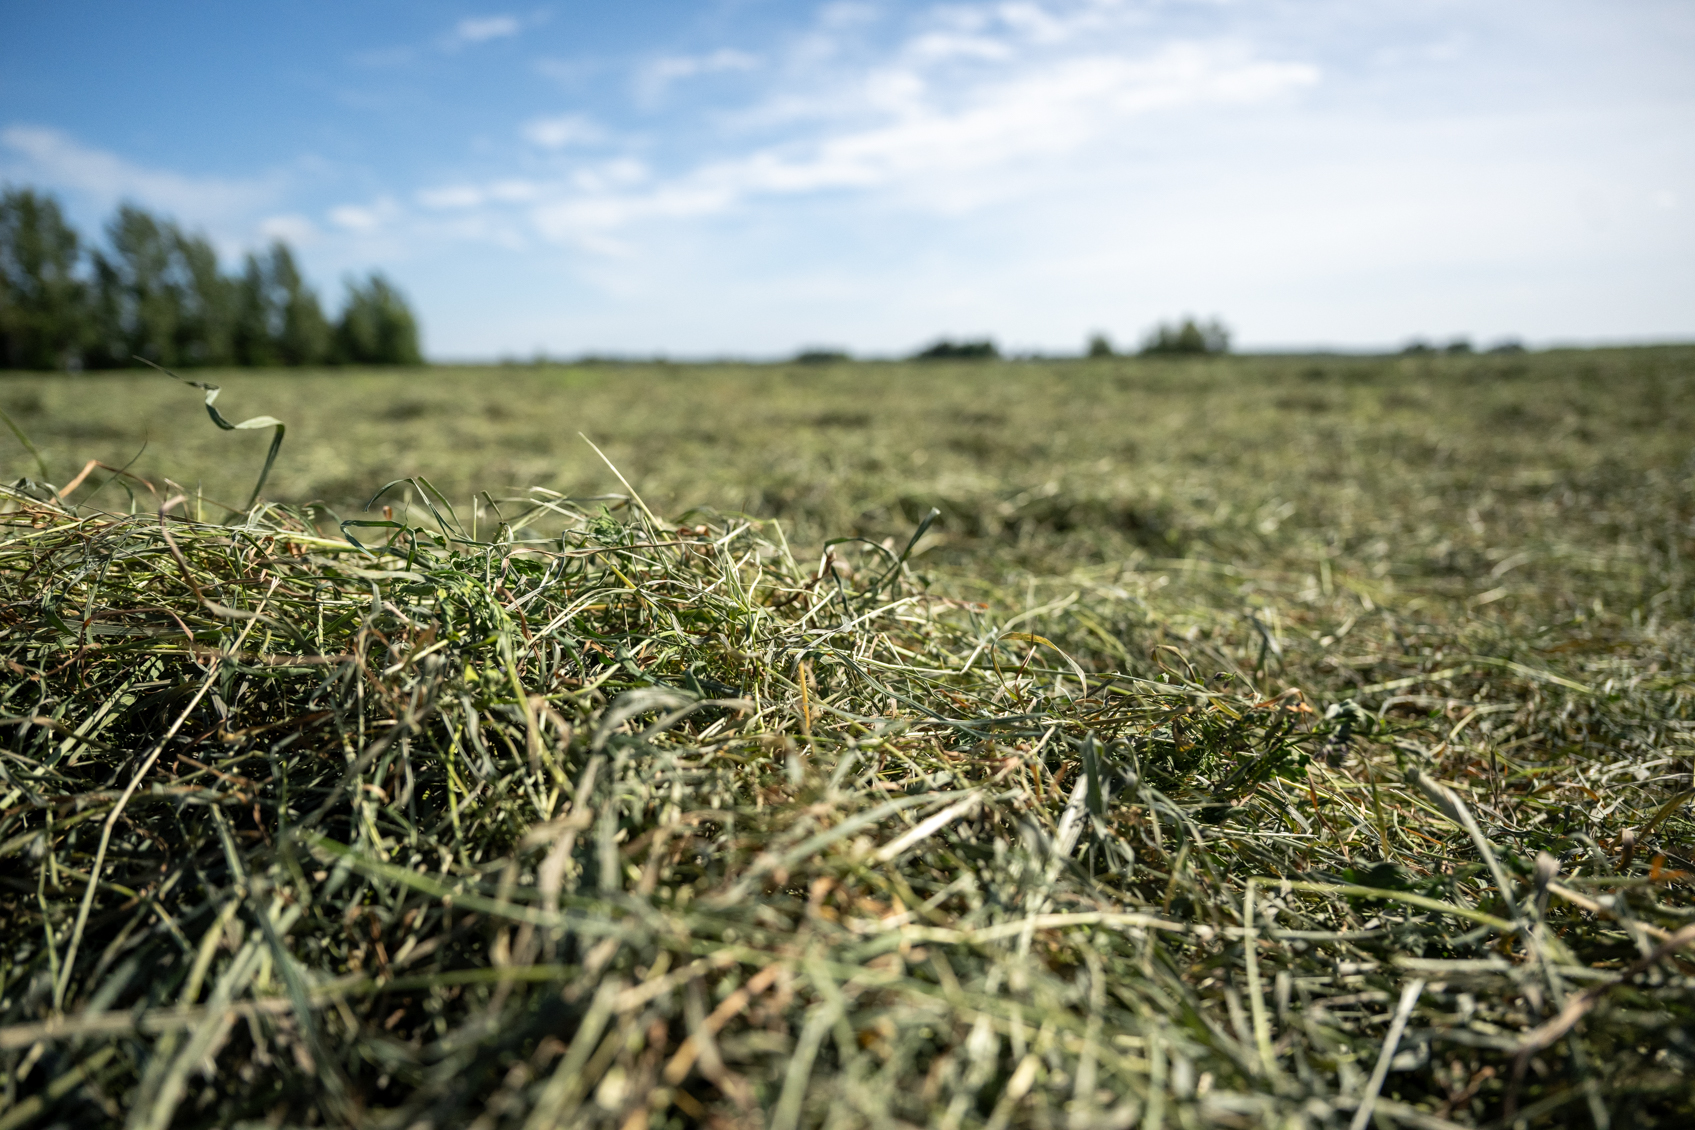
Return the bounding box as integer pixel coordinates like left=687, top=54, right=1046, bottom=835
left=1, top=405, right=1694, bottom=1127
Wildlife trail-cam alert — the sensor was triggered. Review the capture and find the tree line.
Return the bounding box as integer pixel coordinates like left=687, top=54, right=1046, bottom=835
left=905, top=318, right=1232, bottom=363
left=0, top=186, right=422, bottom=371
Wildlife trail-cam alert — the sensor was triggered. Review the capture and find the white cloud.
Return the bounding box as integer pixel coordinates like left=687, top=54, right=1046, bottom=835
left=636, top=49, right=759, bottom=102
left=522, top=113, right=605, bottom=149
left=329, top=197, right=401, bottom=232
left=451, top=15, right=521, bottom=46
left=819, top=2, right=880, bottom=30
left=417, top=180, right=543, bottom=210
left=0, top=125, right=282, bottom=222
left=417, top=185, right=487, bottom=210
left=364, top=13, right=528, bottom=63
left=906, top=31, right=1013, bottom=63
left=258, top=213, right=320, bottom=245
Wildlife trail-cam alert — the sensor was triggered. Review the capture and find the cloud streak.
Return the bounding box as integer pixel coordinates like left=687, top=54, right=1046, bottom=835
left=449, top=15, right=521, bottom=47
left=522, top=113, right=606, bottom=149
left=1, top=125, right=284, bottom=225
left=636, top=49, right=760, bottom=103
left=329, top=197, right=402, bottom=232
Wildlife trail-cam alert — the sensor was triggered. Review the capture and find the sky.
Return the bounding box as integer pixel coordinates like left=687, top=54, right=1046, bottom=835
left=2, top=1, right=1692, bottom=359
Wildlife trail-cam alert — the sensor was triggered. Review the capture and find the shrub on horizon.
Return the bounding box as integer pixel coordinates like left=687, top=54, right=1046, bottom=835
left=913, top=338, right=999, bottom=361
left=1139, top=317, right=1229, bottom=356
left=795, top=347, right=851, bottom=364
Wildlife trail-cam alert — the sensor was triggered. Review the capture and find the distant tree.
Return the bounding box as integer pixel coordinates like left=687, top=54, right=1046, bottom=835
left=276, top=248, right=333, bottom=366
left=1401, top=340, right=1435, bottom=356
left=1140, top=317, right=1229, bottom=356
left=233, top=242, right=332, bottom=366
left=233, top=251, right=280, bottom=366
left=84, top=255, right=124, bottom=369
left=87, top=205, right=235, bottom=368
left=336, top=273, right=422, bottom=365
left=794, top=347, right=850, bottom=364
left=89, top=205, right=183, bottom=367
left=172, top=228, right=236, bottom=366
left=1, top=185, right=420, bottom=370
left=1444, top=338, right=1473, bottom=355
left=1086, top=332, right=1114, bottom=359
left=0, top=187, right=86, bottom=369
left=913, top=338, right=998, bottom=361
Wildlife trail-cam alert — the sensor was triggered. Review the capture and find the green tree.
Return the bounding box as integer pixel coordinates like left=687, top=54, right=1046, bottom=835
left=1, top=189, right=416, bottom=370
left=87, top=204, right=247, bottom=367
left=233, top=251, right=279, bottom=366
left=1086, top=332, right=1114, bottom=358
left=233, top=243, right=332, bottom=366
left=1140, top=316, right=1229, bottom=356
left=84, top=253, right=126, bottom=369
left=335, top=273, right=422, bottom=365
left=912, top=338, right=998, bottom=361
left=273, top=245, right=332, bottom=365
left=172, top=228, right=236, bottom=366
left=90, top=204, right=181, bottom=366
left=0, top=187, right=86, bottom=370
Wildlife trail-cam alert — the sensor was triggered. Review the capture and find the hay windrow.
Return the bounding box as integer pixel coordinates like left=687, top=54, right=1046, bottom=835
left=1, top=400, right=1693, bottom=1127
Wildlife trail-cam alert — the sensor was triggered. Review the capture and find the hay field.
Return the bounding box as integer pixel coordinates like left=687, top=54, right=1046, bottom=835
left=1, top=347, right=1692, bottom=1128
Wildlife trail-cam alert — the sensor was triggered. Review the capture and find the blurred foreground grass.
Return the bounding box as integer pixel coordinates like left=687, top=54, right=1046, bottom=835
left=1, top=348, right=1693, bottom=1128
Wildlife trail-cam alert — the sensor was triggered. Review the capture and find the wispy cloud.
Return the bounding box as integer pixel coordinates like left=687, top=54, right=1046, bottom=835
left=1, top=125, right=284, bottom=225
left=358, top=0, right=1315, bottom=264
left=521, top=113, right=605, bottom=149
left=358, top=12, right=529, bottom=66
left=257, top=213, right=321, bottom=246
left=636, top=49, right=760, bottom=103
left=416, top=180, right=543, bottom=210
left=329, top=197, right=402, bottom=232
left=522, top=31, right=1317, bottom=247
left=448, top=15, right=521, bottom=47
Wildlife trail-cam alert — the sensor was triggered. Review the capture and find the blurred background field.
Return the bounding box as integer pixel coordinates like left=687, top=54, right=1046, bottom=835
left=5, top=346, right=1691, bottom=599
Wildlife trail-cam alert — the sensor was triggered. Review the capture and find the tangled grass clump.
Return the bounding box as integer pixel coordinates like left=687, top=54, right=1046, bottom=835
left=0, top=468, right=1692, bottom=1129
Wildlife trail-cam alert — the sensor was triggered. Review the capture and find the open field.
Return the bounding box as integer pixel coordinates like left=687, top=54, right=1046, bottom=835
left=4, top=348, right=1694, bottom=585
left=2, top=348, right=1693, bottom=1128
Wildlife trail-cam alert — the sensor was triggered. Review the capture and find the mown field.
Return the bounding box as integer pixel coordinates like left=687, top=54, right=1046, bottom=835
left=1, top=347, right=1692, bottom=1129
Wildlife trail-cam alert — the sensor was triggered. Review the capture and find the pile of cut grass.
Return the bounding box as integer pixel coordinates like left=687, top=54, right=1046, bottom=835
left=2, top=459, right=1692, bottom=1129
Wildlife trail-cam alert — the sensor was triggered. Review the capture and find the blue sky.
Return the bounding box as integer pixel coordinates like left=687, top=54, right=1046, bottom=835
left=3, top=1, right=1692, bottom=358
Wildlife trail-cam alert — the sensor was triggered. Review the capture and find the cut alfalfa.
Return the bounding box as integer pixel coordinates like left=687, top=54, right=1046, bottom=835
left=0, top=475, right=1691, bottom=1128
